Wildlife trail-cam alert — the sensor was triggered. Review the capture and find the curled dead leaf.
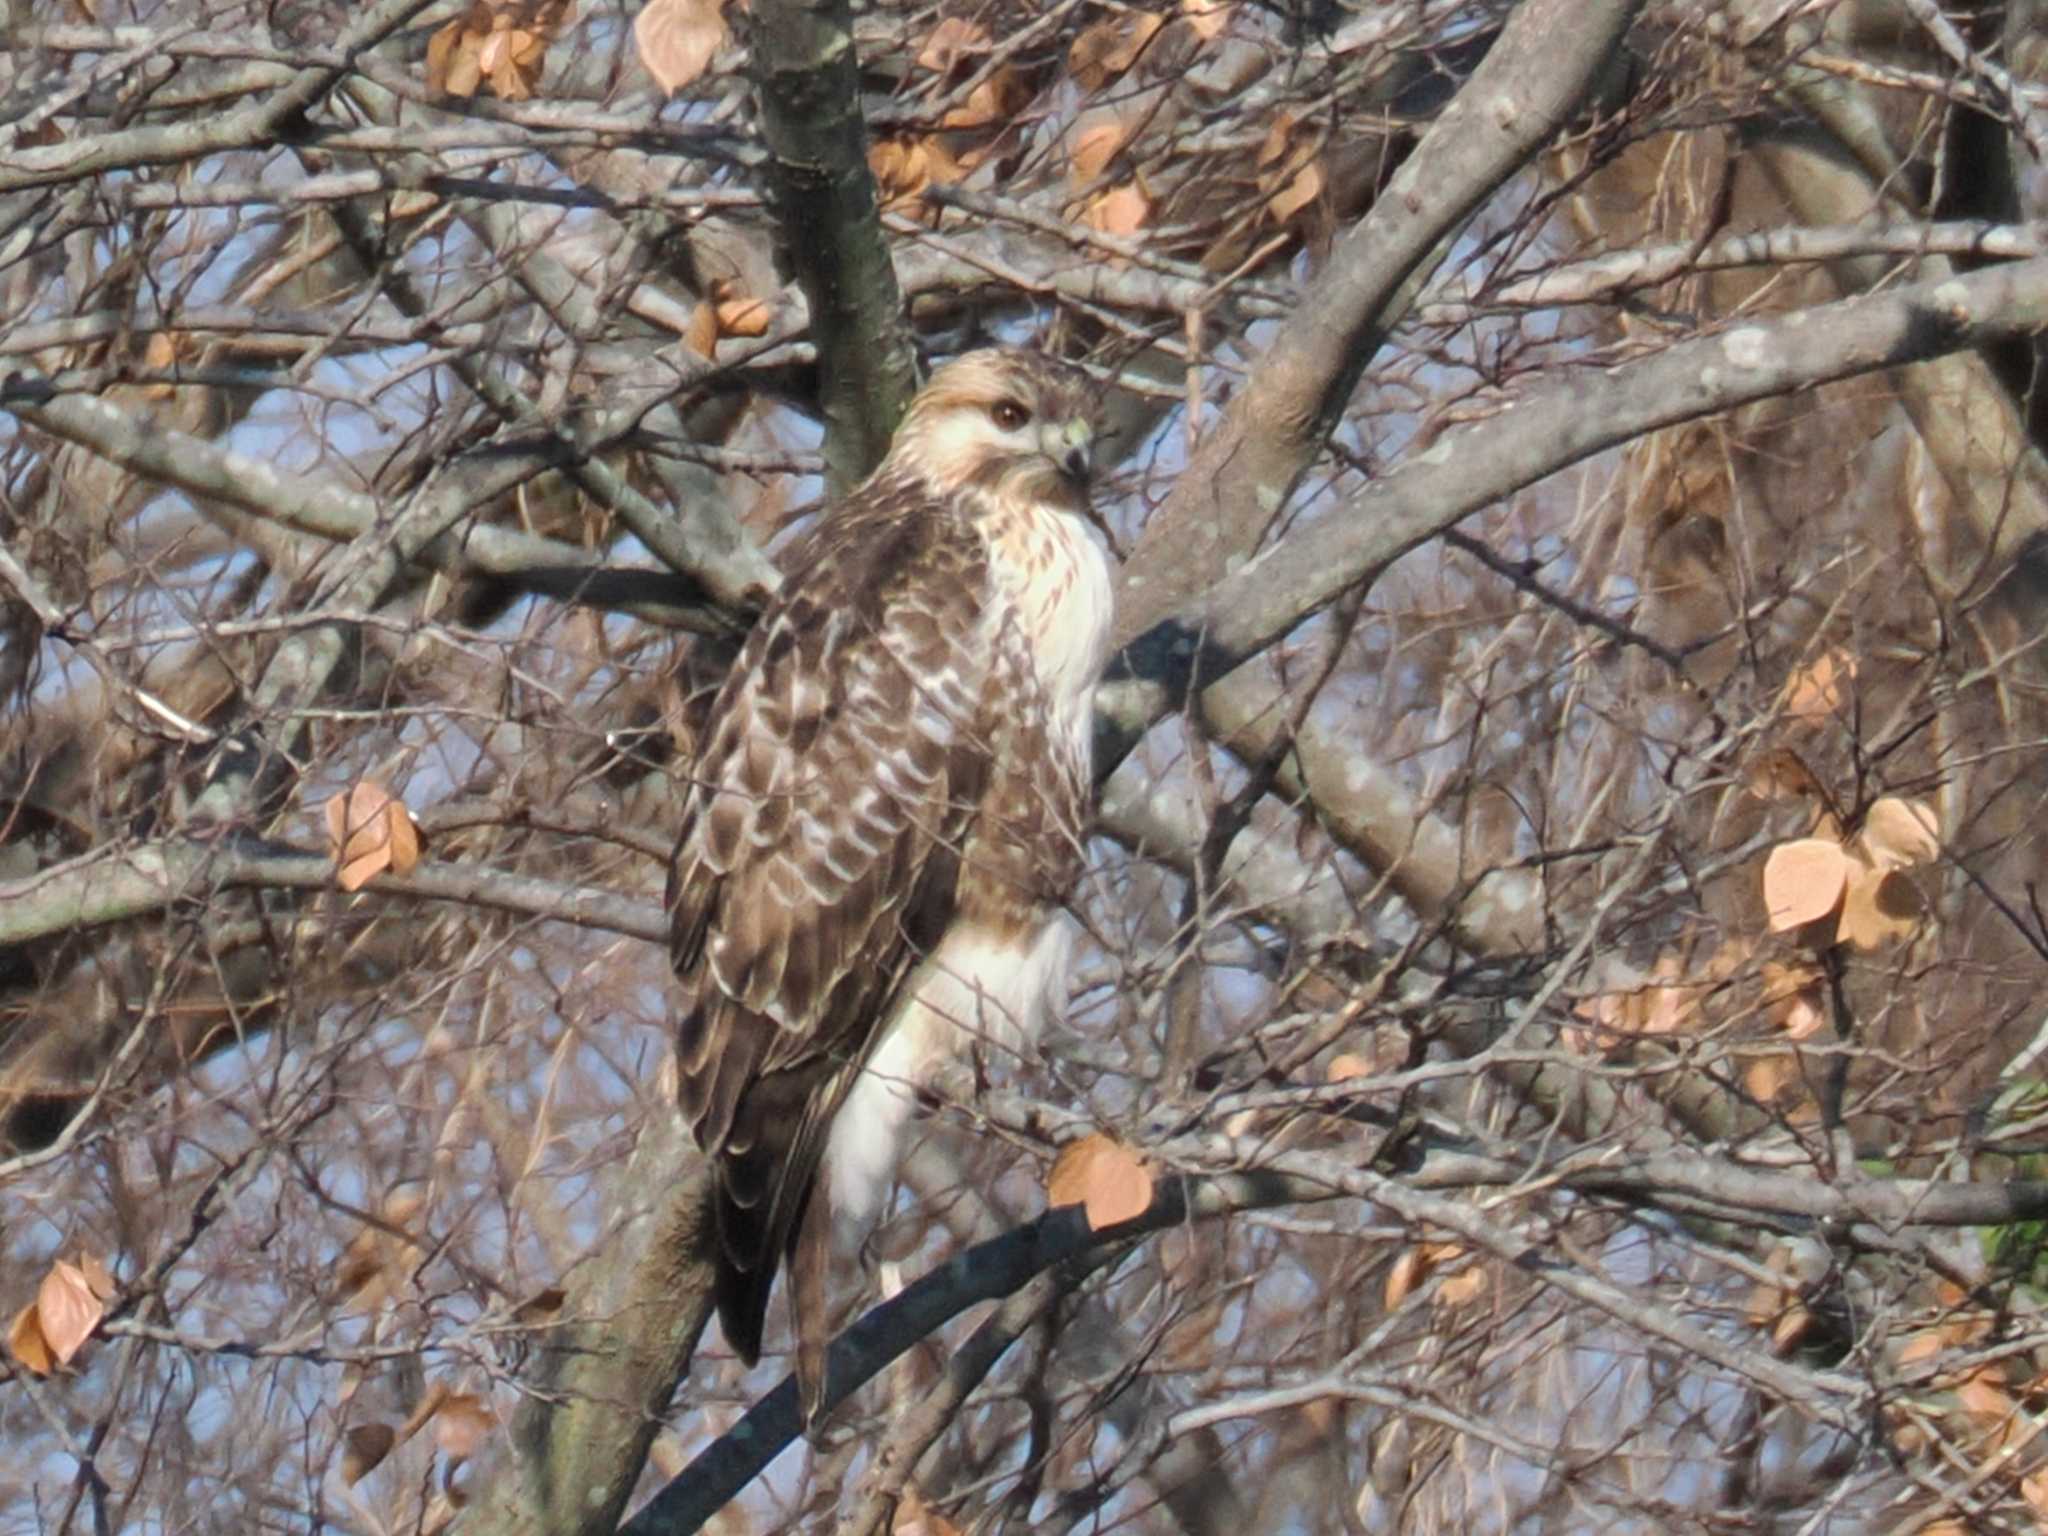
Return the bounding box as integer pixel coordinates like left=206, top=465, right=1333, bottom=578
left=1069, top=11, right=1164, bottom=90
left=635, top=0, right=728, bottom=95
left=36, top=1260, right=104, bottom=1367
left=1434, top=1265, right=1487, bottom=1308
left=1761, top=837, right=1854, bottom=934
left=1264, top=158, right=1324, bottom=224
left=1743, top=747, right=1823, bottom=801
left=1180, top=0, right=1229, bottom=42
left=334, top=1189, right=427, bottom=1313
left=1838, top=866, right=1925, bottom=952
left=1069, top=113, right=1134, bottom=184
left=324, top=779, right=424, bottom=892
left=1778, top=646, right=1855, bottom=727
left=1084, top=182, right=1151, bottom=239
left=342, top=1422, right=397, bottom=1485
left=1326, top=1052, right=1372, bottom=1083
left=1861, top=795, right=1939, bottom=871
left=683, top=300, right=721, bottom=359
left=1046, top=1132, right=1153, bottom=1231
left=714, top=296, right=771, bottom=338
left=916, top=15, right=990, bottom=73
left=8, top=1301, right=53, bottom=1376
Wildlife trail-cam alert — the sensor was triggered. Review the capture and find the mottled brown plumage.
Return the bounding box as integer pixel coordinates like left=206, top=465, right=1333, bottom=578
left=666, top=348, right=1114, bottom=1418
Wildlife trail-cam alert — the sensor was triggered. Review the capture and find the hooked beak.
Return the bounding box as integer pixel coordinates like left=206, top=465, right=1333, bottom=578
left=1039, top=416, right=1094, bottom=484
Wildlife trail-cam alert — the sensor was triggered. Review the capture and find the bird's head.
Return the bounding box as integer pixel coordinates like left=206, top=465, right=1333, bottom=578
left=881, top=347, right=1099, bottom=508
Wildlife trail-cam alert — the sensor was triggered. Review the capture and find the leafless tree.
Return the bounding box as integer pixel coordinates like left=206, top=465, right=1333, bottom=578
left=9, top=0, right=2048, bottom=1532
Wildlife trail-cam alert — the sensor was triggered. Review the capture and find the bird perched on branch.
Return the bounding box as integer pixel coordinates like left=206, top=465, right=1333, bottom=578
left=666, top=347, right=1113, bottom=1419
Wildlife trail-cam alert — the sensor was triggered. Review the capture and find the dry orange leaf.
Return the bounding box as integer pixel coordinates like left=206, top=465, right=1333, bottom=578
left=36, top=1260, right=104, bottom=1367
left=1085, top=182, right=1151, bottom=238
left=714, top=296, right=771, bottom=338
left=342, top=1422, right=397, bottom=1486
left=868, top=136, right=963, bottom=213
left=1265, top=159, right=1323, bottom=224
left=1180, top=0, right=1229, bottom=42
left=324, top=779, right=424, bottom=892
left=1743, top=746, right=1823, bottom=801
left=78, top=1252, right=115, bottom=1301
left=683, top=300, right=721, bottom=359
left=1047, top=1132, right=1153, bottom=1231
left=1838, top=867, right=1925, bottom=952
left=2024, top=1468, right=2048, bottom=1523
left=1069, top=114, right=1133, bottom=184
left=1383, top=1245, right=1427, bottom=1309
left=635, top=0, right=728, bottom=95
left=1957, top=1372, right=2015, bottom=1430
left=941, top=67, right=1030, bottom=130
left=1761, top=838, right=1853, bottom=933
left=1779, top=647, right=1855, bottom=727
left=893, top=1486, right=966, bottom=1536
left=335, top=1189, right=427, bottom=1313
left=8, top=1301, right=52, bottom=1375
left=427, top=0, right=568, bottom=100
left=1326, top=1052, right=1372, bottom=1083
left=433, top=1393, right=498, bottom=1462
left=1435, top=1265, right=1487, bottom=1308
left=1744, top=1052, right=1804, bottom=1109
left=1069, top=11, right=1164, bottom=90
left=916, top=15, right=990, bottom=72
left=1861, top=795, right=1939, bottom=870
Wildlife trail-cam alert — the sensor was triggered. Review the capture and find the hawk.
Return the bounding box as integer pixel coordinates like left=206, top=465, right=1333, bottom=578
left=666, top=347, right=1113, bottom=1416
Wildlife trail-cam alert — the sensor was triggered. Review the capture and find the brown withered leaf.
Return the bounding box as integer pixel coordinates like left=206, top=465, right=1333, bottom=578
left=434, top=1393, right=497, bottom=1463
left=1760, top=959, right=1827, bottom=1039
left=1434, top=1265, right=1487, bottom=1308
left=1861, top=795, right=1939, bottom=871
left=1837, top=867, right=1925, bottom=952
left=683, top=300, right=721, bottom=359
left=891, top=1487, right=966, bottom=1536
left=1180, top=0, right=1229, bottom=41
left=916, top=15, right=990, bottom=72
left=1047, top=1133, right=1152, bottom=1231
left=1265, top=159, right=1323, bottom=225
left=78, top=1252, right=116, bottom=1301
left=333, top=1189, right=427, bottom=1313
left=1326, top=1052, right=1372, bottom=1083
left=8, top=1301, right=53, bottom=1376
left=714, top=295, right=770, bottom=338
left=1778, top=646, right=1855, bottom=727
left=1068, top=113, right=1133, bottom=184
left=324, top=779, right=425, bottom=892
left=1084, top=182, right=1151, bottom=238
left=36, top=1259, right=104, bottom=1367
left=635, top=0, right=727, bottom=95
left=513, top=1286, right=567, bottom=1324
left=342, top=1423, right=397, bottom=1486
left=1069, top=11, right=1163, bottom=90
left=941, top=67, right=1030, bottom=130
left=428, top=0, right=568, bottom=100
left=1743, top=746, right=1823, bottom=801
left=1761, top=838, right=1853, bottom=934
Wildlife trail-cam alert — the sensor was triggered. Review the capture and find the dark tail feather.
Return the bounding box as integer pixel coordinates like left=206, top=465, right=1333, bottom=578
left=713, top=1252, right=773, bottom=1367
left=791, top=1188, right=836, bottom=1427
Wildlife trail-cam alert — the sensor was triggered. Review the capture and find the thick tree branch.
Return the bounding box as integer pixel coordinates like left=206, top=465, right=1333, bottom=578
left=1, top=385, right=759, bottom=632
left=1101, top=253, right=2048, bottom=769
left=745, top=0, right=920, bottom=487
left=1113, top=0, right=1646, bottom=649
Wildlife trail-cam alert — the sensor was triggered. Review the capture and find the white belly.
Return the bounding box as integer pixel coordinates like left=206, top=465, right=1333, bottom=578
left=826, top=916, right=1074, bottom=1222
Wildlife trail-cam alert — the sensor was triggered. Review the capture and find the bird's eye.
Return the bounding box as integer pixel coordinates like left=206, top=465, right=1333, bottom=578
left=989, top=399, right=1031, bottom=431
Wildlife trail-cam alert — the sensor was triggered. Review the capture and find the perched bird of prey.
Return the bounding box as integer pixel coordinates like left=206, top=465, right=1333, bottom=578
left=667, top=347, right=1113, bottom=1416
